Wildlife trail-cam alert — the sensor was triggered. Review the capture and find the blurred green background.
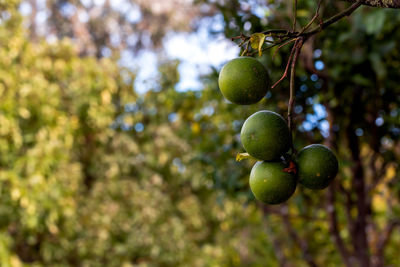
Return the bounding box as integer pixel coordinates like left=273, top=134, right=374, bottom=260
left=0, top=0, right=399, bottom=266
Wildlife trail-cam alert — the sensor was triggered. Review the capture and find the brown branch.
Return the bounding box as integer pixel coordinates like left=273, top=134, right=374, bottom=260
left=304, top=1, right=363, bottom=38
left=261, top=29, right=298, bottom=37
left=271, top=41, right=297, bottom=89
left=272, top=38, right=297, bottom=60
left=265, top=1, right=363, bottom=41
left=234, top=1, right=363, bottom=61
left=299, top=0, right=323, bottom=35
left=323, top=103, right=355, bottom=267
left=292, top=0, right=298, bottom=31
left=375, top=220, right=400, bottom=266
left=346, top=87, right=371, bottom=267
left=324, top=99, right=356, bottom=246
left=343, top=0, right=400, bottom=8
left=327, top=185, right=353, bottom=267
left=367, top=158, right=388, bottom=192
left=288, top=38, right=303, bottom=136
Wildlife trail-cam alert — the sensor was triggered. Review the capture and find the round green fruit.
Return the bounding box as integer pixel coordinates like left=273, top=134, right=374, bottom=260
left=296, top=144, right=339, bottom=190
left=218, top=57, right=270, bottom=105
left=241, top=110, right=291, bottom=161
left=249, top=161, right=297, bottom=204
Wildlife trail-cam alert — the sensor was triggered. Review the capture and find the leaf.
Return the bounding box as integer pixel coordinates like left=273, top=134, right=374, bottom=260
left=364, top=10, right=386, bottom=35
left=296, top=9, right=309, bottom=18
left=250, top=33, right=266, bottom=57
left=236, top=152, right=257, bottom=162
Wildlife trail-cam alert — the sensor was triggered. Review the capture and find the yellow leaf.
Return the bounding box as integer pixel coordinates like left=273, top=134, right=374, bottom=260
left=236, top=152, right=257, bottom=162
left=250, top=33, right=266, bottom=57
left=297, top=9, right=310, bottom=18
left=191, top=122, right=201, bottom=134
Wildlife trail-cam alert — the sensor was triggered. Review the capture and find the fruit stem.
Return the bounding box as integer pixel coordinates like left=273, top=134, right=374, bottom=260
left=292, top=0, right=298, bottom=32
left=288, top=38, right=303, bottom=155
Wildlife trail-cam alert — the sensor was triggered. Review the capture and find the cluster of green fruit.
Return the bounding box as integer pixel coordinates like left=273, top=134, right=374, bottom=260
left=219, top=57, right=339, bottom=204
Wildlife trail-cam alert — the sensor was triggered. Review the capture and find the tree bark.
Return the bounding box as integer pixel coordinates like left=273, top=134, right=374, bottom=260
left=343, top=0, right=400, bottom=8
left=346, top=87, right=371, bottom=267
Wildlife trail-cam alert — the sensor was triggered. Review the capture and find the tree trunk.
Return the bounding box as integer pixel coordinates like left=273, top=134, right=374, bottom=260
left=346, top=87, right=371, bottom=267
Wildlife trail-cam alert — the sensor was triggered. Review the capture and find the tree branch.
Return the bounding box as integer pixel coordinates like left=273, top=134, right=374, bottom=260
left=343, top=0, right=400, bottom=8
left=324, top=102, right=355, bottom=267
left=288, top=38, right=303, bottom=133
left=304, top=1, right=363, bottom=38
left=346, top=86, right=371, bottom=267
left=287, top=38, right=303, bottom=155
left=327, top=185, right=353, bottom=267
left=374, top=220, right=400, bottom=266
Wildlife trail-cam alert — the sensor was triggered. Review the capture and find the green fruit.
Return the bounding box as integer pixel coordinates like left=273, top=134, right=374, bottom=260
left=241, top=110, right=291, bottom=161
left=296, top=144, right=339, bottom=190
left=218, top=57, right=270, bottom=105
left=249, top=161, right=297, bottom=204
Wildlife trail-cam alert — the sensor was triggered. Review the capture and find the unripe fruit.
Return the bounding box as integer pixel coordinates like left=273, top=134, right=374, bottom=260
left=250, top=161, right=297, bottom=204
left=218, top=57, right=270, bottom=105
left=241, top=110, right=291, bottom=161
left=296, top=144, right=339, bottom=190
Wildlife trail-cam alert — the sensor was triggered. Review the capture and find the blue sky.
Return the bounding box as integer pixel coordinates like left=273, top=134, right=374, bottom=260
left=129, top=16, right=239, bottom=93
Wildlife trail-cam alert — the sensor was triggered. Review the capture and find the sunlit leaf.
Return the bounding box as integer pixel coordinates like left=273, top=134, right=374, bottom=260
left=250, top=33, right=266, bottom=57
left=236, top=152, right=257, bottom=162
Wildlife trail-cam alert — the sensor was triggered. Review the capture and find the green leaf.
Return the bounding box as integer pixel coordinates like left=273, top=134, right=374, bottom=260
left=250, top=33, right=266, bottom=57
left=364, top=10, right=386, bottom=35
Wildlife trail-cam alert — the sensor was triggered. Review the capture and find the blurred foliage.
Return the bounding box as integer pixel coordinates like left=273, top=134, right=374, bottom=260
left=0, top=3, right=280, bottom=267
left=0, top=0, right=398, bottom=266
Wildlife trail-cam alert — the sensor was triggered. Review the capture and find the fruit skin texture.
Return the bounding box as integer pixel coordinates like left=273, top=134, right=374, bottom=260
left=241, top=110, right=291, bottom=161
left=249, top=161, right=297, bottom=204
left=218, top=57, right=270, bottom=105
left=296, top=144, right=339, bottom=190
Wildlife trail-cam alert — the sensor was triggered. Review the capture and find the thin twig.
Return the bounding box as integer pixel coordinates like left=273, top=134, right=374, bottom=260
left=287, top=38, right=303, bottom=152
left=272, top=38, right=297, bottom=60
left=261, top=29, right=296, bottom=36
left=241, top=41, right=250, bottom=56
left=293, top=0, right=298, bottom=31
left=271, top=39, right=298, bottom=89
left=304, top=0, right=363, bottom=38
left=299, top=0, right=323, bottom=35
